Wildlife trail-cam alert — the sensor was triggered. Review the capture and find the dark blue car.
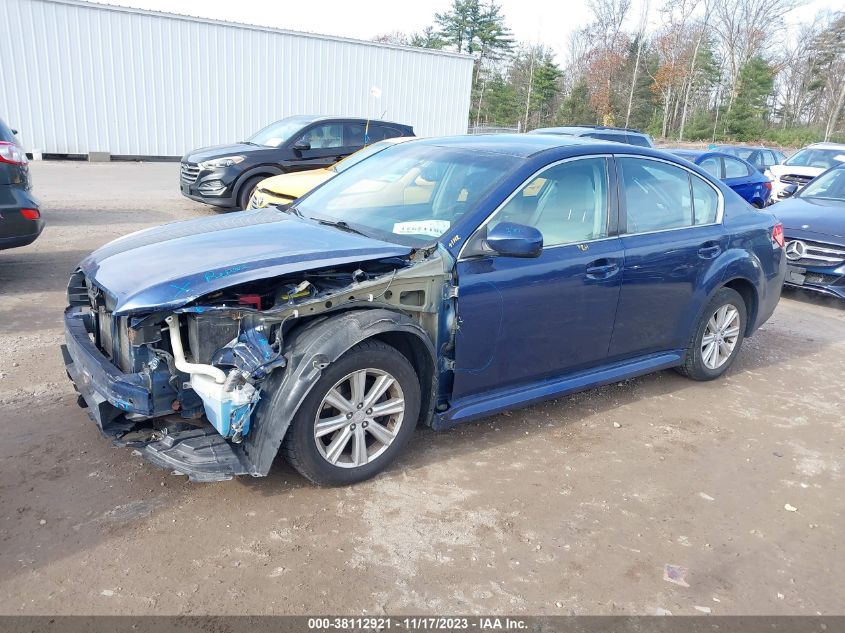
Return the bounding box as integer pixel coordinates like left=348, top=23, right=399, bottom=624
left=61, top=135, right=786, bottom=485
left=773, top=163, right=845, bottom=298
left=673, top=150, right=772, bottom=207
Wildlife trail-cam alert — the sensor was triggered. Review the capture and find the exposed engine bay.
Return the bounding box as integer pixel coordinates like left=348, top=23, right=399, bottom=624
left=63, top=246, right=454, bottom=480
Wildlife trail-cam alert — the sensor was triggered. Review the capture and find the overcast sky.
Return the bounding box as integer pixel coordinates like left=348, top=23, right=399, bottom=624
left=102, top=0, right=839, bottom=60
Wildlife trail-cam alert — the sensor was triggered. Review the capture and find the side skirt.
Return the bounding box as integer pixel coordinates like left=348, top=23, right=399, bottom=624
left=435, top=351, right=685, bottom=430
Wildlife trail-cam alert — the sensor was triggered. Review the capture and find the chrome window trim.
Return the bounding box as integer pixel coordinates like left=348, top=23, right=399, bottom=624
left=613, top=153, right=725, bottom=233
left=457, top=152, right=726, bottom=261
left=457, top=154, right=613, bottom=261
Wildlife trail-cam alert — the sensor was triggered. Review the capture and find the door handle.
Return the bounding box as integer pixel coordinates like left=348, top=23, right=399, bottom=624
left=698, top=244, right=721, bottom=259
left=586, top=259, right=620, bottom=279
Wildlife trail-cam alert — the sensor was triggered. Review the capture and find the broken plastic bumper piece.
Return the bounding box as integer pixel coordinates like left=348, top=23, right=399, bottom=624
left=62, top=307, right=257, bottom=481
left=61, top=307, right=165, bottom=429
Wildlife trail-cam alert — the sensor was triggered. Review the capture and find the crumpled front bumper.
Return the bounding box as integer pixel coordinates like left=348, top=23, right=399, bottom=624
left=61, top=307, right=158, bottom=430
left=61, top=306, right=255, bottom=481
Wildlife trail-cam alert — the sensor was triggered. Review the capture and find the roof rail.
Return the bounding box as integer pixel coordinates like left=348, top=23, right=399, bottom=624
left=568, top=124, right=646, bottom=134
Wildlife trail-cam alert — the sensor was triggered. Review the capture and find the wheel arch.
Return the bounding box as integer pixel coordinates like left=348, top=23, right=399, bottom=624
left=243, top=308, right=436, bottom=476
left=232, top=166, right=285, bottom=206
left=722, top=276, right=759, bottom=335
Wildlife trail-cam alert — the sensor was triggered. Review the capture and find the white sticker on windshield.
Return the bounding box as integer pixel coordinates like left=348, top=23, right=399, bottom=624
left=392, top=220, right=451, bottom=237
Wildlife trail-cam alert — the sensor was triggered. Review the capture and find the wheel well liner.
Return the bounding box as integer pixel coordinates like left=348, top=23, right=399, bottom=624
left=722, top=277, right=758, bottom=336
left=242, top=308, right=436, bottom=476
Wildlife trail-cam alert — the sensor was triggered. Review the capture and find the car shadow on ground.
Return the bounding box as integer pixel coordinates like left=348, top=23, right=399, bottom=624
left=243, top=307, right=836, bottom=494
left=781, top=286, right=845, bottom=312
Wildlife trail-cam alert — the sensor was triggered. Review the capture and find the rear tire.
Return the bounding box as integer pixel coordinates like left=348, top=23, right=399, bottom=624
left=676, top=287, right=747, bottom=381
left=281, top=340, right=420, bottom=486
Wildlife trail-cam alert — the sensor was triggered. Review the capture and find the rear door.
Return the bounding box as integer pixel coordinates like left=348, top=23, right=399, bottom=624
left=609, top=156, right=725, bottom=359
left=723, top=156, right=755, bottom=201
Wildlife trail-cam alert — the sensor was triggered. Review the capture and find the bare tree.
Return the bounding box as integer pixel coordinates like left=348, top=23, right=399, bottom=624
left=712, top=0, right=799, bottom=120
left=625, top=0, right=651, bottom=128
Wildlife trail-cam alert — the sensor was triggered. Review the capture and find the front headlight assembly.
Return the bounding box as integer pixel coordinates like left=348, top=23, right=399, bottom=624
left=199, top=155, right=246, bottom=169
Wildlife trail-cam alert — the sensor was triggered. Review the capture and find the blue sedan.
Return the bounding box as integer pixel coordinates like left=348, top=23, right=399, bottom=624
left=673, top=150, right=773, bottom=207
left=61, top=135, right=786, bottom=485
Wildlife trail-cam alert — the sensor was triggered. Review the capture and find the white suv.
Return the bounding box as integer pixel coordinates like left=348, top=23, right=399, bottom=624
left=768, top=142, right=845, bottom=200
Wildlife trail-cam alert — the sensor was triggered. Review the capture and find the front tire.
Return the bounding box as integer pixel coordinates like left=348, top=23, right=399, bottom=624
left=236, top=176, right=265, bottom=210
left=282, top=340, right=420, bottom=486
left=676, top=287, right=747, bottom=381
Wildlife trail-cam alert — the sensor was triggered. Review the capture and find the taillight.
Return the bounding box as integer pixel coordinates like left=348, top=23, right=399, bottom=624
left=0, top=141, right=27, bottom=165
left=20, top=208, right=40, bottom=220
left=764, top=181, right=772, bottom=191
left=772, top=223, right=784, bottom=248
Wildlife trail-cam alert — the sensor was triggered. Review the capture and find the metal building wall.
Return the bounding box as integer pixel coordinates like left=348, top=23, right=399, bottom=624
left=0, top=0, right=474, bottom=157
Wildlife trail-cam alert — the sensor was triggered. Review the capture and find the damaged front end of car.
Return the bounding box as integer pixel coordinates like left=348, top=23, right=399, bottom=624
left=62, top=246, right=454, bottom=482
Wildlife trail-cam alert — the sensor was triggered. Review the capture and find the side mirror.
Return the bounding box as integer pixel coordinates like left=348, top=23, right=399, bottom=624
left=485, top=222, right=543, bottom=258
left=292, top=140, right=311, bottom=152
left=780, top=184, right=798, bottom=198
left=11, top=129, right=18, bottom=136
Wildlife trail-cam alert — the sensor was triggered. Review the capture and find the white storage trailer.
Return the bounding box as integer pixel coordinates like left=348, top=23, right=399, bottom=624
left=0, top=0, right=474, bottom=158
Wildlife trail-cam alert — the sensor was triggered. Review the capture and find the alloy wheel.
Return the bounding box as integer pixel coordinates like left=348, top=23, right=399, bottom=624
left=313, top=368, right=405, bottom=468
left=700, top=304, right=741, bottom=370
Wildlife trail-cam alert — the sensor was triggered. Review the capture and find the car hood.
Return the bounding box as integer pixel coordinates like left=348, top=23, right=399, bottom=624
left=769, top=164, right=825, bottom=178
left=257, top=169, right=335, bottom=199
left=182, top=143, right=274, bottom=163
left=79, top=209, right=412, bottom=316
left=772, top=197, right=845, bottom=240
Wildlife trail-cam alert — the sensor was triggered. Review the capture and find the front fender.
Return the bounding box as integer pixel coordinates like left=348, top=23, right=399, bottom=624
left=243, top=309, right=436, bottom=476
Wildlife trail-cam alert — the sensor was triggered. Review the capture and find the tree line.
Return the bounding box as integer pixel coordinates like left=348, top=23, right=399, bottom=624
left=374, top=0, right=845, bottom=145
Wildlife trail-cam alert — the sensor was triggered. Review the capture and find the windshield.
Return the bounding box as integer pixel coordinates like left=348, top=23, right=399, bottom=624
left=247, top=117, right=314, bottom=147
left=799, top=168, right=845, bottom=201
left=784, top=148, right=845, bottom=170
left=295, top=144, right=519, bottom=246
left=332, top=139, right=402, bottom=174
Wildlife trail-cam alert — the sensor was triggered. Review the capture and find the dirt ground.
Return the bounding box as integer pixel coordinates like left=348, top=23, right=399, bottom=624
left=0, top=161, right=842, bottom=616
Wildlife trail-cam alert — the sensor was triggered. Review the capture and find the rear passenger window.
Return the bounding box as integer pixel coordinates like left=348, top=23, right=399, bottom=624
left=691, top=176, right=719, bottom=224
left=724, top=157, right=751, bottom=178
left=344, top=123, right=367, bottom=147
left=619, top=158, right=692, bottom=233
left=699, top=156, right=721, bottom=178
left=380, top=126, right=404, bottom=140
left=762, top=150, right=776, bottom=168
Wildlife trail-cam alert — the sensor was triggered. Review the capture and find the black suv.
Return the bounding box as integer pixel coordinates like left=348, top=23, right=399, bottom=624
left=180, top=115, right=415, bottom=209
left=529, top=125, right=655, bottom=148
left=0, top=118, right=43, bottom=250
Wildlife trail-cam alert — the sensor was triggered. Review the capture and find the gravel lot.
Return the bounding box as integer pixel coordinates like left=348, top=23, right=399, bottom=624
left=0, top=161, right=843, bottom=615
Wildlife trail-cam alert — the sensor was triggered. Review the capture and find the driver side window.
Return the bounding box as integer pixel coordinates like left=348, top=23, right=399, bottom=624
left=487, top=157, right=610, bottom=246
left=297, top=124, right=343, bottom=149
